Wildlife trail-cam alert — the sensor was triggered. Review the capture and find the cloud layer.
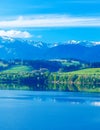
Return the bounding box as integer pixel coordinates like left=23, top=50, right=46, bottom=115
left=0, top=15, right=100, bottom=28
left=0, top=30, right=32, bottom=38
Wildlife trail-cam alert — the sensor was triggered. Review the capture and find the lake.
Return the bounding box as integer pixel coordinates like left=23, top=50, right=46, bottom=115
left=0, top=90, right=100, bottom=130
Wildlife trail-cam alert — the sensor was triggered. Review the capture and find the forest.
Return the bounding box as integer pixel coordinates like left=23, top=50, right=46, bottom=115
left=0, top=59, right=100, bottom=92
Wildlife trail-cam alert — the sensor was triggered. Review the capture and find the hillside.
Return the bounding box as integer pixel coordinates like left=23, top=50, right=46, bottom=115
left=0, top=60, right=99, bottom=92
left=67, top=68, right=100, bottom=75
left=3, top=65, right=33, bottom=73
left=0, top=59, right=88, bottom=72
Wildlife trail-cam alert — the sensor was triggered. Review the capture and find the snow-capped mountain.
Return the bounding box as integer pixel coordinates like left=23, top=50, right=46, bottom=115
left=0, top=36, right=100, bottom=48
left=0, top=36, right=100, bottom=61
left=65, top=40, right=100, bottom=47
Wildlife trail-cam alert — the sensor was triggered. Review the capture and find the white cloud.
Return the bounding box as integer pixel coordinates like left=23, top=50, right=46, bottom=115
left=0, top=30, right=32, bottom=38
left=0, top=15, right=100, bottom=28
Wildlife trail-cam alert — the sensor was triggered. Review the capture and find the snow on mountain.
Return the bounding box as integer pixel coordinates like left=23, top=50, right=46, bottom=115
left=64, top=40, right=100, bottom=47
left=92, top=41, right=100, bottom=45
left=28, top=40, right=49, bottom=48
left=0, top=36, right=100, bottom=48
left=0, top=36, right=100, bottom=61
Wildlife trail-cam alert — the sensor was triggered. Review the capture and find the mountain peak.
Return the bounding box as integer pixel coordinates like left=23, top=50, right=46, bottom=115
left=0, top=36, right=100, bottom=47
left=64, top=40, right=100, bottom=47
left=0, top=37, right=100, bottom=61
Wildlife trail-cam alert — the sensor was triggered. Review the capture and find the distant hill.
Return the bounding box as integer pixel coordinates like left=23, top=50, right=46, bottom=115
left=0, top=36, right=100, bottom=62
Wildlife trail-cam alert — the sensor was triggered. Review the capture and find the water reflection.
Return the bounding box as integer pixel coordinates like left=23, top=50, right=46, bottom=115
left=0, top=90, right=100, bottom=130
left=91, top=102, right=100, bottom=106
left=0, top=89, right=100, bottom=107
left=0, top=83, right=100, bottom=92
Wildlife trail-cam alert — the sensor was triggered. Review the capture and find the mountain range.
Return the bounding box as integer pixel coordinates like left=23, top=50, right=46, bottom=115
left=0, top=36, right=100, bottom=62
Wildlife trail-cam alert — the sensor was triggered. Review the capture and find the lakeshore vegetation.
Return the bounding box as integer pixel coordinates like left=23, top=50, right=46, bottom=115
left=0, top=59, right=100, bottom=92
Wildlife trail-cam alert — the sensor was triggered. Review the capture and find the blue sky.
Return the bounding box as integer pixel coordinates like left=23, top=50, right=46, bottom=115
left=0, top=0, right=100, bottom=42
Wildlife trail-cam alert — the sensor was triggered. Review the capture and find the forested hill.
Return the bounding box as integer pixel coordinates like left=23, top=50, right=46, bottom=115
left=0, top=59, right=93, bottom=73
left=0, top=59, right=100, bottom=73
left=0, top=59, right=100, bottom=92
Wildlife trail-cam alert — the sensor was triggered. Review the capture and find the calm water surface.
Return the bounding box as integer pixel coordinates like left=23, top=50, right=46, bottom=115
left=0, top=90, right=100, bottom=130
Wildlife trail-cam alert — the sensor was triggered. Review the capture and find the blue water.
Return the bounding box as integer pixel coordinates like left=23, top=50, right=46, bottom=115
left=0, top=90, right=100, bottom=130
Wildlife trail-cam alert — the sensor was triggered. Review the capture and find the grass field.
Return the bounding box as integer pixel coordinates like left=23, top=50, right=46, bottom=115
left=67, top=68, right=100, bottom=75
left=54, top=68, right=100, bottom=77
left=2, top=65, right=33, bottom=73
